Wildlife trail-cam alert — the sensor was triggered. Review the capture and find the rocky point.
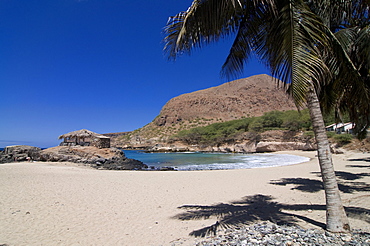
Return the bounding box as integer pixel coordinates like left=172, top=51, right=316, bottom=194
left=0, top=145, right=147, bottom=170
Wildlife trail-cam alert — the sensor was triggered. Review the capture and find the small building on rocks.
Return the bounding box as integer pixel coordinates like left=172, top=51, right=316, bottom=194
left=326, top=122, right=354, bottom=134
left=59, top=129, right=110, bottom=148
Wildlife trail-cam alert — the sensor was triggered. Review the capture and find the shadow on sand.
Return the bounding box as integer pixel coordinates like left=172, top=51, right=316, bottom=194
left=348, top=157, right=370, bottom=162
left=174, top=166, right=370, bottom=237
left=173, top=194, right=370, bottom=237
left=270, top=171, right=370, bottom=193
left=345, top=157, right=370, bottom=168
left=346, top=164, right=370, bottom=169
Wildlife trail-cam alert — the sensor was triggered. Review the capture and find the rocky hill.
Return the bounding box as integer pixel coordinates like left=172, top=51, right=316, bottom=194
left=154, top=74, right=296, bottom=127
left=112, top=74, right=298, bottom=148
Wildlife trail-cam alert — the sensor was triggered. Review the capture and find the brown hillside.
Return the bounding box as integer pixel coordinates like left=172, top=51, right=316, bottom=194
left=113, top=74, right=299, bottom=147
left=154, top=74, right=296, bottom=127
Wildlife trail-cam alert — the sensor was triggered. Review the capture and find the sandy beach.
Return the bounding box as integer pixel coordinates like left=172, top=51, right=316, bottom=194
left=1, top=150, right=369, bottom=246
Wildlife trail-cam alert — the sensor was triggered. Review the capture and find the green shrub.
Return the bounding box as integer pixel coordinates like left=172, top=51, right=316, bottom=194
left=323, top=111, right=351, bottom=126
left=326, top=131, right=336, bottom=138
left=333, top=134, right=353, bottom=144
left=281, top=109, right=311, bottom=131
left=249, top=118, right=264, bottom=132
left=261, top=111, right=283, bottom=128
left=174, top=109, right=314, bottom=146
left=304, top=131, right=315, bottom=138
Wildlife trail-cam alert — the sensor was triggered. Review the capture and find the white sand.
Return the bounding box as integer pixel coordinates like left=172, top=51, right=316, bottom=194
left=0, top=150, right=369, bottom=246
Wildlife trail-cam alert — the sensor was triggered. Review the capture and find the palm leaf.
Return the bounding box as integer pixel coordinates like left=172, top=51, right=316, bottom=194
left=164, top=0, right=244, bottom=59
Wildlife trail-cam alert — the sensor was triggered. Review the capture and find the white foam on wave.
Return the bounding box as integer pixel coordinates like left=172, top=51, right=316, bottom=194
left=124, top=150, right=311, bottom=171
left=174, top=154, right=310, bottom=171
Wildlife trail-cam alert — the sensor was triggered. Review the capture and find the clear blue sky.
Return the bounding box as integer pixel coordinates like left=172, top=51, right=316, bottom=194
left=0, top=0, right=270, bottom=148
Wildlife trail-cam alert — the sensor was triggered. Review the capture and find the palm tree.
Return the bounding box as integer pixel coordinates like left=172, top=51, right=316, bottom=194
left=314, top=1, right=370, bottom=139
left=163, top=0, right=370, bottom=232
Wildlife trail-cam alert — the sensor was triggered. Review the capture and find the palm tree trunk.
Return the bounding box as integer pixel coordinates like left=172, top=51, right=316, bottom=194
left=306, top=84, right=350, bottom=232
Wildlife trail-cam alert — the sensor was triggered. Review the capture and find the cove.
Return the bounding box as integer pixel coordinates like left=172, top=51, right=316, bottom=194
left=123, top=150, right=310, bottom=171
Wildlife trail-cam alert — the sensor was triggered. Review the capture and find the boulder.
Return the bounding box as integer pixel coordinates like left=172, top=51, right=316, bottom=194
left=0, top=145, right=147, bottom=170
left=330, top=144, right=345, bottom=154
left=35, top=146, right=147, bottom=170
left=0, top=145, right=41, bottom=163
left=255, top=141, right=316, bottom=152
left=101, top=157, right=148, bottom=170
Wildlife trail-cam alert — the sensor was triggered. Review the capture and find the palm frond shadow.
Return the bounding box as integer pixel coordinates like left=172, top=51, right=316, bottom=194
left=173, top=194, right=370, bottom=237
left=332, top=171, right=370, bottom=180
left=346, top=164, right=370, bottom=169
left=174, top=194, right=302, bottom=237
left=346, top=157, right=370, bottom=168
left=271, top=171, right=370, bottom=193
left=348, top=158, right=370, bottom=162
left=270, top=178, right=323, bottom=192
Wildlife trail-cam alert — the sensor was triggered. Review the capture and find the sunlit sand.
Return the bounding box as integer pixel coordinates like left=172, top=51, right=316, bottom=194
left=1, top=150, right=369, bottom=245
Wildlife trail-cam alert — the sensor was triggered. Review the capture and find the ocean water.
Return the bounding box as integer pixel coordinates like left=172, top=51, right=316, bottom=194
left=123, top=150, right=310, bottom=171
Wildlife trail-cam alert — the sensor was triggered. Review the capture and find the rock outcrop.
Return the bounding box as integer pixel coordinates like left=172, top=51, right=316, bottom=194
left=37, top=146, right=147, bottom=170
left=146, top=130, right=316, bottom=153
left=0, top=145, right=147, bottom=170
left=0, top=145, right=41, bottom=163
left=148, top=140, right=316, bottom=153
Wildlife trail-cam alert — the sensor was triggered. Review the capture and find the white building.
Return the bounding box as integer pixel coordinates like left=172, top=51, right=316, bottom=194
left=326, top=122, right=354, bottom=134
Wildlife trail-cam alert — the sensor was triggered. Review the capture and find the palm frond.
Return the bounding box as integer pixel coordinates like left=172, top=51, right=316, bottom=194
left=163, top=0, right=278, bottom=60
left=355, top=25, right=370, bottom=69
left=307, top=0, right=366, bottom=31
left=164, top=0, right=245, bottom=60
left=251, top=1, right=331, bottom=106
left=220, top=20, right=252, bottom=80
left=332, top=25, right=370, bottom=138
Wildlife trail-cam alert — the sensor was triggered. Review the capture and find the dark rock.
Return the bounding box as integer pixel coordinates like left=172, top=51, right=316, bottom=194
left=96, top=157, right=106, bottom=163
left=1, top=145, right=148, bottom=170
left=102, top=157, right=147, bottom=170
left=158, top=166, right=176, bottom=171
left=0, top=145, right=41, bottom=163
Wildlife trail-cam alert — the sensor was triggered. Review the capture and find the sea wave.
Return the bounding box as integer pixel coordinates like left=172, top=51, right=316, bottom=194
left=172, top=154, right=309, bottom=171
left=124, top=150, right=310, bottom=171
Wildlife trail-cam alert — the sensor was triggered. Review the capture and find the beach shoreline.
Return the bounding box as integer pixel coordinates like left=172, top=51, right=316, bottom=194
left=1, top=150, right=369, bottom=245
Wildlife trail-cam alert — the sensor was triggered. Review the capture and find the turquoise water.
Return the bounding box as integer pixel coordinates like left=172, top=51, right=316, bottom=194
left=123, top=150, right=310, bottom=171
